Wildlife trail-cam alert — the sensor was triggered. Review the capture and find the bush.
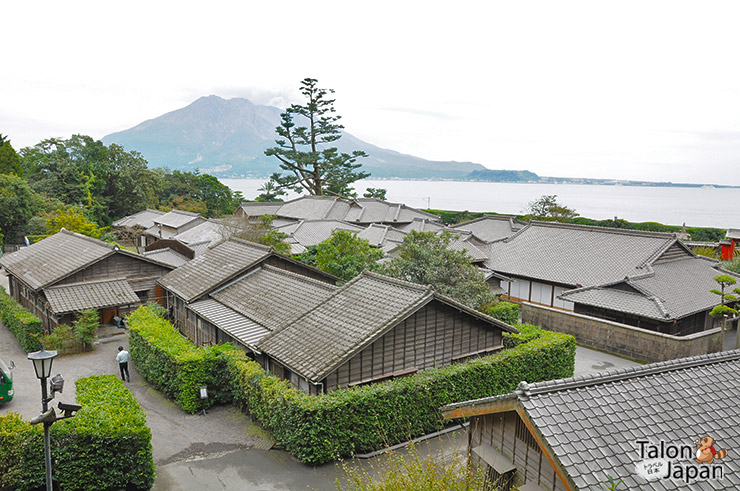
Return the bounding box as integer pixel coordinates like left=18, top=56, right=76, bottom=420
left=128, top=306, right=239, bottom=413
left=223, top=329, right=575, bottom=464
left=0, top=289, right=43, bottom=352
left=128, top=305, right=575, bottom=464
left=0, top=375, right=154, bottom=491
left=502, top=323, right=543, bottom=349
left=485, top=301, right=520, bottom=325
left=41, top=309, right=99, bottom=355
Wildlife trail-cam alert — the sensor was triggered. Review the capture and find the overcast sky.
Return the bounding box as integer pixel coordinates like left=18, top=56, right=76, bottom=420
left=3, top=1, right=740, bottom=184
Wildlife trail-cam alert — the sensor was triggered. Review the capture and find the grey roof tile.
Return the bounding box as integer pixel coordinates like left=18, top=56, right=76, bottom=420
left=112, top=209, right=165, bottom=228
left=142, top=248, right=190, bottom=268
left=276, top=219, right=364, bottom=247
left=45, top=279, right=140, bottom=314
left=211, top=265, right=337, bottom=331
left=451, top=215, right=526, bottom=242
left=485, top=221, right=676, bottom=287
left=172, top=219, right=229, bottom=248
left=0, top=229, right=115, bottom=290
left=153, top=209, right=204, bottom=229
left=158, top=238, right=271, bottom=302
left=188, top=298, right=270, bottom=348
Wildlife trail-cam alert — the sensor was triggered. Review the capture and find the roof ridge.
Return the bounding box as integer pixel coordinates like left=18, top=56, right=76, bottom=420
left=44, top=277, right=130, bottom=289
left=452, top=214, right=520, bottom=227
left=58, top=229, right=117, bottom=250
left=529, top=220, right=677, bottom=239
left=359, top=270, right=434, bottom=293
left=258, top=264, right=338, bottom=290
left=521, top=349, right=740, bottom=398
left=165, top=209, right=202, bottom=217
left=227, top=237, right=273, bottom=252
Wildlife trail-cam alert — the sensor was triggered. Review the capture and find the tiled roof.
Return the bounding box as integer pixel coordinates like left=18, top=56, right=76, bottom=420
left=275, top=220, right=364, bottom=247
left=394, top=218, right=447, bottom=234
left=485, top=222, right=677, bottom=287
left=142, top=248, right=191, bottom=268
left=172, top=219, right=228, bottom=248
left=189, top=298, right=269, bottom=350
left=443, top=350, right=740, bottom=490
left=0, top=230, right=115, bottom=290
left=561, top=257, right=739, bottom=320
left=357, top=224, right=407, bottom=250
left=344, top=198, right=440, bottom=224
left=112, top=209, right=165, bottom=228
left=256, top=271, right=514, bottom=383
left=211, top=265, right=337, bottom=332
left=158, top=238, right=272, bottom=302
left=240, top=196, right=440, bottom=225
left=451, top=215, right=525, bottom=242
left=447, top=232, right=489, bottom=262
left=45, top=279, right=140, bottom=314
left=153, top=209, right=204, bottom=229
left=726, top=229, right=740, bottom=240
left=257, top=271, right=433, bottom=382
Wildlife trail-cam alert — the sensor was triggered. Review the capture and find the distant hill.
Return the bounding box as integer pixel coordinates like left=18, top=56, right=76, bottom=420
left=467, top=169, right=539, bottom=182
left=102, top=95, right=488, bottom=179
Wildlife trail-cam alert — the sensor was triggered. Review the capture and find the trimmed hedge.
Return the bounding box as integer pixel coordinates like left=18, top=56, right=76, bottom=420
left=128, top=307, right=238, bottom=413
left=503, top=323, right=543, bottom=349
left=0, top=375, right=154, bottom=491
left=0, top=288, right=43, bottom=352
left=128, top=305, right=576, bottom=464
left=222, top=330, right=575, bottom=464
left=486, top=301, right=520, bottom=325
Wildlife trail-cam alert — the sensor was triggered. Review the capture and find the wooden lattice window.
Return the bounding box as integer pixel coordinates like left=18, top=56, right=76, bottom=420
left=515, top=417, right=541, bottom=453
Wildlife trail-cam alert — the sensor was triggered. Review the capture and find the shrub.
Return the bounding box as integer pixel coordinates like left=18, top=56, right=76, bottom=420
left=223, top=329, right=575, bottom=464
left=0, top=375, right=154, bottom=491
left=502, top=323, right=543, bottom=349
left=41, top=309, right=99, bottom=355
left=128, top=306, right=239, bottom=413
left=128, top=305, right=575, bottom=464
left=0, top=289, right=43, bottom=352
left=485, top=301, right=520, bottom=325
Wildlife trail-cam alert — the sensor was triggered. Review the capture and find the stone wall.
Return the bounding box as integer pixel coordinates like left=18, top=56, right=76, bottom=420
left=521, top=302, right=723, bottom=363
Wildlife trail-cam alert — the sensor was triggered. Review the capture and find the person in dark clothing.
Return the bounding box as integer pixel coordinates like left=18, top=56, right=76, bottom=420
left=116, top=346, right=130, bottom=382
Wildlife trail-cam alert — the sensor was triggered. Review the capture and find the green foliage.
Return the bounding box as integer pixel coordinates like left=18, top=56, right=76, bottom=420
left=338, top=444, right=485, bottom=490
left=692, top=245, right=718, bottom=258
left=224, top=330, right=575, bottom=465
left=314, top=229, right=383, bottom=281
left=466, top=169, right=539, bottom=182
left=363, top=188, right=387, bottom=200
left=0, top=138, right=23, bottom=176
left=382, top=230, right=496, bottom=309
left=40, top=309, right=99, bottom=356
left=264, top=78, right=369, bottom=198
left=255, top=180, right=287, bottom=202
left=128, top=306, right=241, bottom=413
left=258, top=229, right=291, bottom=255
left=710, top=304, right=738, bottom=318
left=598, top=475, right=625, bottom=491
left=0, top=289, right=43, bottom=352
left=525, top=194, right=579, bottom=221
left=45, top=206, right=107, bottom=239
left=485, top=301, right=520, bottom=325
left=0, top=375, right=154, bottom=491
left=294, top=244, right=319, bottom=267
left=0, top=173, right=45, bottom=239
left=502, top=323, right=543, bottom=349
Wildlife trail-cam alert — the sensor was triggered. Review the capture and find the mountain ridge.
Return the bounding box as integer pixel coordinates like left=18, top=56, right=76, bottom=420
left=102, top=95, right=488, bottom=179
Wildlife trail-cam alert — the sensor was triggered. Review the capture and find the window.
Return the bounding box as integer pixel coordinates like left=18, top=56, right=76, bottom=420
left=515, top=418, right=541, bottom=453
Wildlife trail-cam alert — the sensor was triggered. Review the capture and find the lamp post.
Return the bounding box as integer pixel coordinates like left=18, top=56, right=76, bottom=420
left=28, top=348, right=57, bottom=491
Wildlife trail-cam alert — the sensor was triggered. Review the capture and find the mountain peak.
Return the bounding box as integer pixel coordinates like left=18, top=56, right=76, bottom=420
left=102, top=97, right=487, bottom=179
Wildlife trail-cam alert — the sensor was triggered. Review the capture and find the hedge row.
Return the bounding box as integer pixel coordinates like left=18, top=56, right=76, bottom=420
left=0, top=288, right=43, bottom=352
left=222, top=329, right=575, bottom=464
left=128, top=306, right=576, bottom=465
left=0, top=375, right=154, bottom=491
left=127, top=307, right=238, bottom=413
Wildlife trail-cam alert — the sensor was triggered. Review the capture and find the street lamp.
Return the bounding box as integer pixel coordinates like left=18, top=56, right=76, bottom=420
left=28, top=348, right=58, bottom=491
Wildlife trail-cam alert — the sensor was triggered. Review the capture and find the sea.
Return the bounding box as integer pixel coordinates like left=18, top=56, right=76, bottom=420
left=220, top=178, right=740, bottom=229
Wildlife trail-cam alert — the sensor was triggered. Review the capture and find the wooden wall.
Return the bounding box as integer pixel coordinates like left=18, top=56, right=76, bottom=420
left=322, top=300, right=503, bottom=391
left=57, top=253, right=170, bottom=286
left=470, top=411, right=567, bottom=491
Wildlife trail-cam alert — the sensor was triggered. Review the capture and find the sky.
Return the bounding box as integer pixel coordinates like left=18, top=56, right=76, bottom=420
left=3, top=1, right=740, bottom=184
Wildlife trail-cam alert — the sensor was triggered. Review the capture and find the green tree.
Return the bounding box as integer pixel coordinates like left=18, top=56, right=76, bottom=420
left=255, top=180, right=287, bottom=202
left=0, top=135, right=22, bottom=176
left=525, top=194, right=579, bottom=221
left=310, top=229, right=383, bottom=281
left=45, top=206, right=105, bottom=239
left=363, top=187, right=387, bottom=200
left=264, top=78, right=369, bottom=198
left=381, top=230, right=496, bottom=309
left=0, top=173, right=45, bottom=240
left=709, top=274, right=740, bottom=347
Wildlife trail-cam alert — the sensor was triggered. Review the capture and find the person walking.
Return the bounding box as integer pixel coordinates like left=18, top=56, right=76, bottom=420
left=116, top=346, right=130, bottom=382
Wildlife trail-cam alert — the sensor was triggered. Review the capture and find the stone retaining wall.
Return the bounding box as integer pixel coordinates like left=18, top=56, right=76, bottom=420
left=521, top=302, right=723, bottom=363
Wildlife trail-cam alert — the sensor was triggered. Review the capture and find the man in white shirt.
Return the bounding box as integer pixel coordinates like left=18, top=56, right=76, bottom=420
left=116, top=346, right=131, bottom=382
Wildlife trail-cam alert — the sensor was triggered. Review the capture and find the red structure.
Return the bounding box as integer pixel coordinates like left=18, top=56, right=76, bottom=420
left=723, top=229, right=740, bottom=260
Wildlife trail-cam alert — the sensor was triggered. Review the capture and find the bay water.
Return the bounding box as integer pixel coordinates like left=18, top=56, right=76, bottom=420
left=220, top=178, right=740, bottom=229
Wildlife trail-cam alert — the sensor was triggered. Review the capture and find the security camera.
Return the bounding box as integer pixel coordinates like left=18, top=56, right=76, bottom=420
left=49, top=374, right=64, bottom=397
left=30, top=408, right=57, bottom=425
